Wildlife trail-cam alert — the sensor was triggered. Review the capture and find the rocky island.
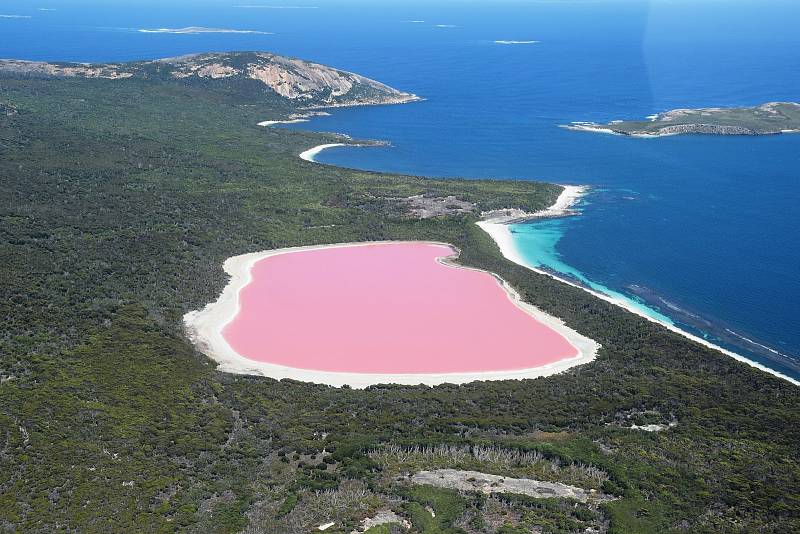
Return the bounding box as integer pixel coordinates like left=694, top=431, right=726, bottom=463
left=564, top=101, right=800, bottom=137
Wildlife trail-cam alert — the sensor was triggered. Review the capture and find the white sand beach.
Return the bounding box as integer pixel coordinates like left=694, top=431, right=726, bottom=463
left=299, top=143, right=349, bottom=162
left=561, top=122, right=685, bottom=138
left=476, top=187, right=800, bottom=386
left=183, top=241, right=599, bottom=388
left=561, top=123, right=620, bottom=135
left=258, top=118, right=307, bottom=126
left=258, top=111, right=331, bottom=127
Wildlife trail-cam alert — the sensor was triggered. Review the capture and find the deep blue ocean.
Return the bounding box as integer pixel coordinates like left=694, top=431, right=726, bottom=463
left=2, top=0, right=798, bottom=380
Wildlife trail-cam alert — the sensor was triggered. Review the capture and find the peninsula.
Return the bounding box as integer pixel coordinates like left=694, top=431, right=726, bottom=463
left=564, top=101, right=800, bottom=137
left=0, top=51, right=419, bottom=109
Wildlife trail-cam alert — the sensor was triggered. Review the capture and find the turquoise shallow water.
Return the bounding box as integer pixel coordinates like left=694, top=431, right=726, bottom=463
left=2, top=0, right=798, bottom=380
left=508, top=215, right=676, bottom=327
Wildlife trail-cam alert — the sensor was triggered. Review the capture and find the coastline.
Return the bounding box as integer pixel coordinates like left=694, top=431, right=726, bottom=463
left=257, top=111, right=331, bottom=127
left=302, top=93, right=423, bottom=110
left=561, top=103, right=800, bottom=138
left=260, top=92, right=421, bottom=160
left=183, top=241, right=600, bottom=388
left=476, top=188, right=800, bottom=387
left=560, top=123, right=679, bottom=138
left=299, top=143, right=351, bottom=162
left=299, top=141, right=390, bottom=162
left=561, top=122, right=800, bottom=138
left=280, top=93, right=796, bottom=387
left=481, top=185, right=588, bottom=224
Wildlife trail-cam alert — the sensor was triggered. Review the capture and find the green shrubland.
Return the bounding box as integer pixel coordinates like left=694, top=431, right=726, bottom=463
left=0, top=71, right=798, bottom=533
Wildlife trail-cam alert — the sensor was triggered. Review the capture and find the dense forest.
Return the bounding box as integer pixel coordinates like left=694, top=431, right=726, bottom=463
left=0, top=67, right=798, bottom=533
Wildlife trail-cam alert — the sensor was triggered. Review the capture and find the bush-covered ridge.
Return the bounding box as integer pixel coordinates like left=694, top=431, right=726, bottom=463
left=0, top=51, right=419, bottom=108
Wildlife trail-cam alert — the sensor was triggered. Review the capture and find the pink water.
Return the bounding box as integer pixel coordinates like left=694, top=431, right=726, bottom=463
left=223, top=243, right=578, bottom=374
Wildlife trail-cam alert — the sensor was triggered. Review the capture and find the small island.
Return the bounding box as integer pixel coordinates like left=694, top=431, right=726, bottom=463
left=564, top=101, right=800, bottom=137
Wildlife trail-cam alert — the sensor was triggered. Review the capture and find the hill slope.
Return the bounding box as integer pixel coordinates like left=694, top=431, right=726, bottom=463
left=0, top=51, right=419, bottom=108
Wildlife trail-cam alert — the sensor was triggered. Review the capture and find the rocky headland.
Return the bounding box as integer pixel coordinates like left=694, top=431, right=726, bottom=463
left=0, top=52, right=420, bottom=109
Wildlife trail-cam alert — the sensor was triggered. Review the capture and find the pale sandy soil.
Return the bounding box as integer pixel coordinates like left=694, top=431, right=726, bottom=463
left=629, top=422, right=678, bottom=432
left=410, top=469, right=614, bottom=503
left=353, top=511, right=410, bottom=533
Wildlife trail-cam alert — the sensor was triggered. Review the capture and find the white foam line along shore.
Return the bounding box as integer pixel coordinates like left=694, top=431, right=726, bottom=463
left=183, top=241, right=599, bottom=388
left=476, top=186, right=800, bottom=386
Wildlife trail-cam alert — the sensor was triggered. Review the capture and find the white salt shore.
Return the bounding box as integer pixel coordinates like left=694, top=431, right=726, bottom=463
left=477, top=187, right=800, bottom=387
left=183, top=241, right=599, bottom=388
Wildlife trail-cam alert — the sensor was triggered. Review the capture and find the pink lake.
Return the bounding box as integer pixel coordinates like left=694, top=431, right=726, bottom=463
left=222, top=243, right=578, bottom=374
